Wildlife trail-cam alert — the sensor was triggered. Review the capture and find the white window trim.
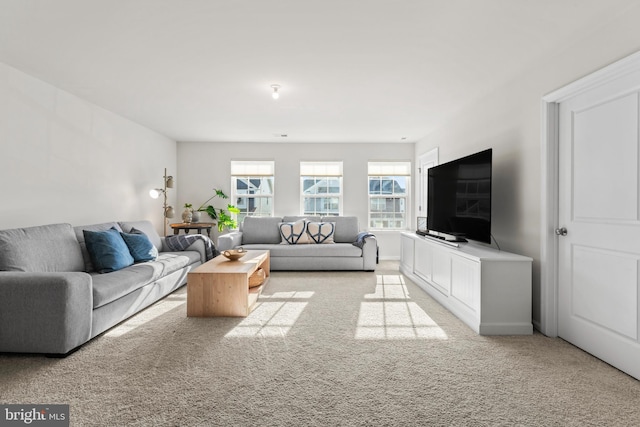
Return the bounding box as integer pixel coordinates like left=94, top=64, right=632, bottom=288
left=367, top=161, right=411, bottom=230
left=300, top=161, right=344, bottom=216
left=231, top=161, right=275, bottom=218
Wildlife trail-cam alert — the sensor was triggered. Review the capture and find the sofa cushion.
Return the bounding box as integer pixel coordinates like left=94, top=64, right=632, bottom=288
left=279, top=219, right=311, bottom=244
left=118, top=220, right=162, bottom=251
left=120, top=228, right=158, bottom=263
left=241, top=216, right=283, bottom=244
left=0, top=223, right=85, bottom=272
left=322, top=216, right=359, bottom=243
left=306, top=221, right=335, bottom=244
left=241, top=243, right=362, bottom=257
left=83, top=228, right=135, bottom=274
left=75, top=222, right=123, bottom=272
left=91, top=252, right=198, bottom=308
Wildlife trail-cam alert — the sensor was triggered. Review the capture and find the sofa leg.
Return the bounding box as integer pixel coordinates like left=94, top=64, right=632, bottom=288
left=45, top=345, right=82, bottom=358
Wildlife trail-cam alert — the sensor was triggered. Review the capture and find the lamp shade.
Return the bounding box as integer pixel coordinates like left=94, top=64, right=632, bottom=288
left=149, top=189, right=162, bottom=199
left=165, top=206, right=175, bottom=218
left=166, top=176, right=174, bottom=188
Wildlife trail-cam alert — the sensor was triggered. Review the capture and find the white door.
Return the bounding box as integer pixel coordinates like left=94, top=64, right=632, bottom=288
left=417, top=148, right=438, bottom=220
left=558, top=70, right=640, bottom=380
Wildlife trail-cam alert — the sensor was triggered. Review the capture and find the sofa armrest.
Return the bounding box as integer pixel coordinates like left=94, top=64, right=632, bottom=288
left=0, top=272, right=93, bottom=354
left=185, top=239, right=207, bottom=263
left=161, top=236, right=207, bottom=263
left=362, top=236, right=378, bottom=271
left=218, top=231, right=243, bottom=251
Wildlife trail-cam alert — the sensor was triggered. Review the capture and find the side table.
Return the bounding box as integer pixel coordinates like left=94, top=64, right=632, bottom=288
left=170, top=222, right=216, bottom=238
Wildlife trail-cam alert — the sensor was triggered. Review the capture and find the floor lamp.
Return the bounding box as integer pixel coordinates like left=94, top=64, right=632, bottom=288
left=149, top=168, right=174, bottom=236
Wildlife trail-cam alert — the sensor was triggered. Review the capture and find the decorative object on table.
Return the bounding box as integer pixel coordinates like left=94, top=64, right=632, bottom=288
left=182, top=204, right=193, bottom=223
left=196, top=188, right=241, bottom=232
left=222, top=247, right=246, bottom=261
left=149, top=168, right=175, bottom=236
left=190, top=210, right=201, bottom=222
left=248, top=267, right=266, bottom=288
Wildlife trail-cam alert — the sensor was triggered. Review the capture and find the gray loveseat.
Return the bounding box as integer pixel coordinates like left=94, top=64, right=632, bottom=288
left=217, top=216, right=377, bottom=271
left=0, top=220, right=205, bottom=355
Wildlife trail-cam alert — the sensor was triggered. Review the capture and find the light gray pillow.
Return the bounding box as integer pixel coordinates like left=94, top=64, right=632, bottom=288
left=321, top=216, right=359, bottom=243
left=118, top=220, right=163, bottom=251
left=0, top=223, right=85, bottom=272
left=282, top=216, right=321, bottom=223
left=241, top=216, right=283, bottom=244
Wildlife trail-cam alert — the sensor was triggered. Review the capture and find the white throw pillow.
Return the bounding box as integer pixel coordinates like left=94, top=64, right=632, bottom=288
left=279, top=219, right=311, bottom=244
left=306, top=221, right=335, bottom=244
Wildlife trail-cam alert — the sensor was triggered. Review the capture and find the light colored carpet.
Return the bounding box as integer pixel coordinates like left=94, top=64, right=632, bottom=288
left=1, top=261, right=639, bottom=426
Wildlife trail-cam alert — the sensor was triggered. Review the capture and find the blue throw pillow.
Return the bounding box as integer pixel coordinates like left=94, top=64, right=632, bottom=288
left=83, top=228, right=135, bottom=273
left=120, top=228, right=158, bottom=263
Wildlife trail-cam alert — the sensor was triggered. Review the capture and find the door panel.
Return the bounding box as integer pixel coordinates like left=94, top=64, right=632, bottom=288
left=558, top=76, right=640, bottom=380
left=573, top=93, right=638, bottom=222
left=572, top=245, right=638, bottom=340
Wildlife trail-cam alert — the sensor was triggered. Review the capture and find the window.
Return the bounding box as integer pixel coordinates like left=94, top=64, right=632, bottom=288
left=368, top=161, right=411, bottom=229
left=300, top=162, right=343, bottom=216
left=231, top=161, right=274, bottom=223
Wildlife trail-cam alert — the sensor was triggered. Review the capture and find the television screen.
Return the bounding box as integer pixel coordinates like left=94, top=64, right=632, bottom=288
left=427, top=149, right=492, bottom=244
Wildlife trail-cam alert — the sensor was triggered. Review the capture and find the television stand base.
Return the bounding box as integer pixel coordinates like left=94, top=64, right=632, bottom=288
left=400, top=232, right=533, bottom=335
left=421, top=233, right=465, bottom=248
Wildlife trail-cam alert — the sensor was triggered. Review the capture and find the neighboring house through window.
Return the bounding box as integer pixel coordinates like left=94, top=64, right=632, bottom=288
left=230, top=161, right=274, bottom=223
left=300, top=161, right=343, bottom=216
left=368, top=161, right=411, bottom=229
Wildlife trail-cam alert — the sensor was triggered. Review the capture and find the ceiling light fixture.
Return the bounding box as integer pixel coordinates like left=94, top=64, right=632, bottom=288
left=271, top=84, right=281, bottom=99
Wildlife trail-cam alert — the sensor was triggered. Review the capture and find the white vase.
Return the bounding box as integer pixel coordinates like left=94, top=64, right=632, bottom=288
left=191, top=211, right=201, bottom=223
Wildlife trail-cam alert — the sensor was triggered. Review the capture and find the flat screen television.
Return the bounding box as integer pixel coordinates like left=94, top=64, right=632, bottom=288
left=426, top=148, right=492, bottom=244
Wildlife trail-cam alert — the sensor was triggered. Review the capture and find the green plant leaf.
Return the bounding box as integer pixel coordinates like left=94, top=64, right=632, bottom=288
left=195, top=187, right=238, bottom=230
left=204, top=205, right=218, bottom=220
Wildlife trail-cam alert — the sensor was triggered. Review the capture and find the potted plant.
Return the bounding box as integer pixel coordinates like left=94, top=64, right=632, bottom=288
left=196, top=189, right=241, bottom=231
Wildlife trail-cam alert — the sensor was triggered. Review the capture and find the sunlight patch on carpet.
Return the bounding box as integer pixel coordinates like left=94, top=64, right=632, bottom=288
left=357, top=274, right=447, bottom=340
left=103, top=292, right=187, bottom=338
left=224, top=299, right=309, bottom=338
left=366, top=274, right=410, bottom=299
left=356, top=301, right=448, bottom=340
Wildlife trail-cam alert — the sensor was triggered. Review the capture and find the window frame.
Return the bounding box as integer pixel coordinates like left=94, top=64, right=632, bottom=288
left=230, top=161, right=275, bottom=222
left=367, top=161, right=411, bottom=230
left=300, top=161, right=344, bottom=216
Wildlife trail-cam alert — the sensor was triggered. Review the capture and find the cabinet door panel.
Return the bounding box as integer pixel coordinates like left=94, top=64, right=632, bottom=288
left=431, top=250, right=451, bottom=295
left=451, top=255, right=480, bottom=312
left=400, top=235, right=415, bottom=272
left=414, top=240, right=432, bottom=281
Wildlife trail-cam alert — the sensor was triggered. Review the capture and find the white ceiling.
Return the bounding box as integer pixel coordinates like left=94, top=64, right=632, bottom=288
left=0, top=0, right=634, bottom=143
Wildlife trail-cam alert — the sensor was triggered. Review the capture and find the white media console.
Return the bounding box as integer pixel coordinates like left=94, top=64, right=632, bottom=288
left=400, top=232, right=533, bottom=335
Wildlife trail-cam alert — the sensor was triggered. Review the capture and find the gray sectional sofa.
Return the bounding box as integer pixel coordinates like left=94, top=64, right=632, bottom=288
left=217, top=216, right=377, bottom=271
left=0, top=220, right=205, bottom=355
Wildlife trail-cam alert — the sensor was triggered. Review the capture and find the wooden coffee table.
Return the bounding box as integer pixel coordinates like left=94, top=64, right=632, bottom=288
left=187, top=250, right=270, bottom=317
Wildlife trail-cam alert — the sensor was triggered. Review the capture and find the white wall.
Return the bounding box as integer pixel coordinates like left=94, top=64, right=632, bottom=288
left=415, top=7, right=640, bottom=330
left=177, top=141, right=414, bottom=258
left=0, top=62, right=177, bottom=235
